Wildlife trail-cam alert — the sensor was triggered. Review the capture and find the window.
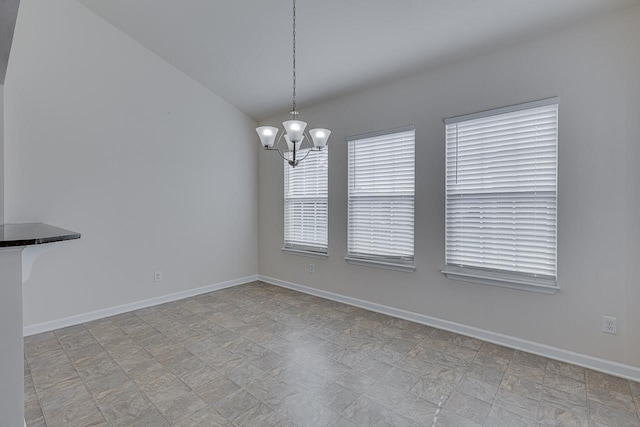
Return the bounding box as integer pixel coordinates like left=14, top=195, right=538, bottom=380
left=346, top=126, right=415, bottom=271
left=443, top=98, right=558, bottom=293
left=283, top=148, right=328, bottom=255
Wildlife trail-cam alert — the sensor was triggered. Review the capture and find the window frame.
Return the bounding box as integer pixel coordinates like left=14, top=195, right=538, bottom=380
left=345, top=125, right=416, bottom=272
left=282, top=147, right=329, bottom=258
left=441, top=98, right=559, bottom=294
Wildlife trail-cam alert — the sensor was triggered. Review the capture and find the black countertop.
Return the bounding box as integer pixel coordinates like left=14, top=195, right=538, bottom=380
left=0, top=223, right=81, bottom=248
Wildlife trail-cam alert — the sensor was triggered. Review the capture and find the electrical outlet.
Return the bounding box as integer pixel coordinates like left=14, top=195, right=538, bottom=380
left=154, top=271, right=162, bottom=282
left=602, top=316, right=617, bottom=334
left=309, top=264, right=315, bottom=274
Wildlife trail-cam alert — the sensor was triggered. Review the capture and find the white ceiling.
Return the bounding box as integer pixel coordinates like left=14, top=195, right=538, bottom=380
left=76, top=0, right=639, bottom=120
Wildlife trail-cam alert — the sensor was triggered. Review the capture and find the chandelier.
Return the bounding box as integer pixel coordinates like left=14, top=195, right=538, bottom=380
left=255, top=0, right=331, bottom=167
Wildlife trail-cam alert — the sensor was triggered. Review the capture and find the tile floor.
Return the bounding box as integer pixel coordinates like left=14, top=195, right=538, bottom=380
left=24, top=281, right=640, bottom=427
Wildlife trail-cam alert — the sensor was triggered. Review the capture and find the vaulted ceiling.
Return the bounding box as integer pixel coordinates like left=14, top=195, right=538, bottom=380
left=0, top=0, right=20, bottom=84
left=76, top=0, right=639, bottom=120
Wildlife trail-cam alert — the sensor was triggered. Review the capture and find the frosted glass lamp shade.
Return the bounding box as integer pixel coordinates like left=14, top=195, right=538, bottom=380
left=284, top=134, right=304, bottom=152
left=310, top=128, right=331, bottom=149
left=256, top=126, right=279, bottom=148
left=282, top=120, right=307, bottom=142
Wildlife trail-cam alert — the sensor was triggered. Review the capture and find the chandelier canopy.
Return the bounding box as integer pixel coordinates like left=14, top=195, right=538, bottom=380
left=256, top=0, right=330, bottom=167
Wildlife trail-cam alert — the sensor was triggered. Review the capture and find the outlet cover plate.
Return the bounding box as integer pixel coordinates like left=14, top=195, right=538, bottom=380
left=602, top=316, right=617, bottom=334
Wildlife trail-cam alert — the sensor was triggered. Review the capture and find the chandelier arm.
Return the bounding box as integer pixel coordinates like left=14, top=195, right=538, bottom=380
left=275, top=130, right=291, bottom=162
left=302, top=130, right=319, bottom=151
left=264, top=131, right=289, bottom=161
left=272, top=144, right=289, bottom=162
left=297, top=148, right=314, bottom=163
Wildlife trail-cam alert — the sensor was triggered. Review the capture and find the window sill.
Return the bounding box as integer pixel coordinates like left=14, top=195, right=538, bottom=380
left=281, top=247, right=328, bottom=259
left=345, top=257, right=415, bottom=272
left=442, top=268, right=558, bottom=294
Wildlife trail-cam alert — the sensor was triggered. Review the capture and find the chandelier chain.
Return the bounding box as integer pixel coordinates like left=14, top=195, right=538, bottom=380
left=292, top=0, right=296, bottom=113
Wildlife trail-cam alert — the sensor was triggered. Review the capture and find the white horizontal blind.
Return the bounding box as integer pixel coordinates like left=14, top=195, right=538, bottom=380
left=284, top=148, right=328, bottom=252
left=445, top=100, right=558, bottom=281
left=348, top=127, right=415, bottom=262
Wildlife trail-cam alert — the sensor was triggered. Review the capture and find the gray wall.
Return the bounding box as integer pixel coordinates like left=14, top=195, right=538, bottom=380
left=258, top=6, right=640, bottom=367
left=5, top=0, right=258, bottom=328
left=0, top=84, right=3, bottom=224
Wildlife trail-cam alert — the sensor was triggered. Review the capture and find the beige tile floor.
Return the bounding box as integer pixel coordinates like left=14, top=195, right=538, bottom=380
left=24, top=281, right=640, bottom=427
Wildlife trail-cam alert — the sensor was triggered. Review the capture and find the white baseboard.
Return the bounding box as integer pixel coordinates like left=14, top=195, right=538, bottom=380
left=23, top=275, right=259, bottom=337
left=258, top=275, right=640, bottom=383
left=25, top=273, right=640, bottom=382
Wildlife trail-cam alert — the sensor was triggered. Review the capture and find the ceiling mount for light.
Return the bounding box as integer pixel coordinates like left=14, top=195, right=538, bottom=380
left=255, top=0, right=330, bottom=167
